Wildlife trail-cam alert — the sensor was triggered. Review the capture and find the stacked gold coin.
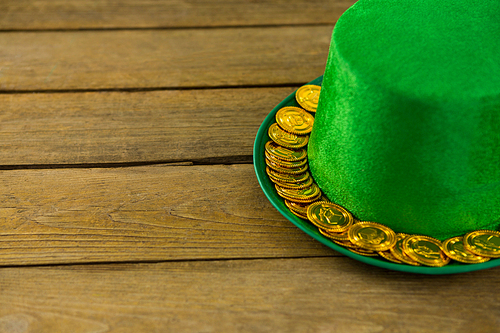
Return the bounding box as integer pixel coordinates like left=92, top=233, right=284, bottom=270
left=265, top=98, right=322, bottom=218
left=265, top=84, right=500, bottom=267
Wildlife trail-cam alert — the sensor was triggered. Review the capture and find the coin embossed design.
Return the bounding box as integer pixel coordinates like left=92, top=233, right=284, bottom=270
left=295, top=85, right=321, bottom=112
left=348, top=222, right=397, bottom=252
left=268, top=123, right=308, bottom=149
left=403, top=235, right=450, bottom=267
left=442, top=236, right=491, bottom=264
left=307, top=201, right=353, bottom=232
left=463, top=230, right=500, bottom=258
left=276, top=107, right=315, bottom=135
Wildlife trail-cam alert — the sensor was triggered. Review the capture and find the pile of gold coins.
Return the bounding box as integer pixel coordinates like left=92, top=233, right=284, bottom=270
left=265, top=84, right=500, bottom=267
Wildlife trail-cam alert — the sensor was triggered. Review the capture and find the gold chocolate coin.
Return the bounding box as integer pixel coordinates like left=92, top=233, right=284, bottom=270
left=306, top=201, right=353, bottom=232
left=291, top=194, right=321, bottom=204
left=268, top=123, right=308, bottom=149
left=284, top=200, right=310, bottom=215
left=402, top=235, right=450, bottom=267
left=288, top=208, right=308, bottom=219
left=275, top=107, right=315, bottom=135
left=349, top=248, right=379, bottom=257
left=265, top=151, right=307, bottom=168
left=442, top=236, right=490, bottom=264
left=333, top=238, right=358, bottom=249
left=273, top=176, right=313, bottom=190
left=275, top=184, right=321, bottom=203
left=266, top=167, right=310, bottom=183
left=319, top=228, right=349, bottom=241
left=390, top=233, right=421, bottom=266
left=348, top=221, right=397, bottom=252
left=378, top=250, right=403, bottom=264
left=295, top=85, right=321, bottom=112
left=265, top=158, right=308, bottom=174
left=265, top=141, right=307, bottom=162
left=463, top=230, right=500, bottom=258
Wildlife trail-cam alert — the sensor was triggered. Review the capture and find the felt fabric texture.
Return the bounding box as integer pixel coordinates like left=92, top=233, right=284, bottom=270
left=308, top=0, right=500, bottom=240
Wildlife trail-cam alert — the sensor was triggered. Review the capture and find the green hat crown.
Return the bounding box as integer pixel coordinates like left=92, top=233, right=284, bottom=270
left=308, top=0, right=500, bottom=240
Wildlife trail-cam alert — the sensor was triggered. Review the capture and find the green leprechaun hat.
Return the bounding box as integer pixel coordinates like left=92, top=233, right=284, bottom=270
left=308, top=0, right=500, bottom=240
left=254, top=0, right=500, bottom=273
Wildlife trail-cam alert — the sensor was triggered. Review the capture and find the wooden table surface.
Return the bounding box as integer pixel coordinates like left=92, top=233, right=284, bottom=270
left=1, top=1, right=499, bottom=332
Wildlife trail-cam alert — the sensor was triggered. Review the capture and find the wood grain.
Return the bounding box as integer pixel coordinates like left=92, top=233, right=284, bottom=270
left=0, top=257, right=498, bottom=332
left=0, top=164, right=335, bottom=266
left=0, top=0, right=355, bottom=30
left=0, top=26, right=332, bottom=91
left=0, top=87, right=295, bottom=166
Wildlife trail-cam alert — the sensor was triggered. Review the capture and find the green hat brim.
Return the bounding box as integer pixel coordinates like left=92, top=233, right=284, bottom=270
left=253, top=76, right=500, bottom=275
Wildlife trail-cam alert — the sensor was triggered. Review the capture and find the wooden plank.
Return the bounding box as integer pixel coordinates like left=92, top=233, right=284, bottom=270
left=0, top=0, right=355, bottom=30
left=0, top=87, right=294, bottom=166
left=0, top=164, right=335, bottom=266
left=0, top=257, right=497, bottom=332
left=0, top=26, right=332, bottom=91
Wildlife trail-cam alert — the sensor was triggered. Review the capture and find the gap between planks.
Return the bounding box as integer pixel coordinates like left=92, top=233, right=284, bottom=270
left=0, top=254, right=339, bottom=270
left=0, top=164, right=336, bottom=266
left=0, top=82, right=307, bottom=95
left=0, top=155, right=254, bottom=171
left=0, top=26, right=333, bottom=91
left=0, top=22, right=334, bottom=33
left=0, top=0, right=355, bottom=30
left=0, top=87, right=296, bottom=166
